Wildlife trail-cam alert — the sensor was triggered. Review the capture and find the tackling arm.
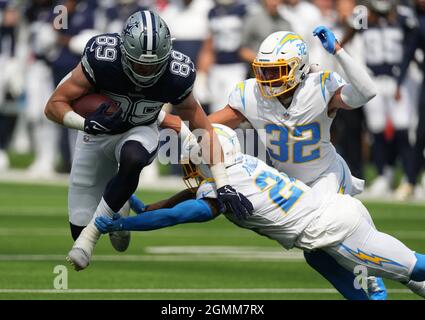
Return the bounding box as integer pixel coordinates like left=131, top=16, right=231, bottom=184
left=95, top=190, right=221, bottom=233
left=142, top=188, right=198, bottom=212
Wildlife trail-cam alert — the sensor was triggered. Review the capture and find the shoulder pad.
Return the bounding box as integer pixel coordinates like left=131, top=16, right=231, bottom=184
left=81, top=33, right=122, bottom=85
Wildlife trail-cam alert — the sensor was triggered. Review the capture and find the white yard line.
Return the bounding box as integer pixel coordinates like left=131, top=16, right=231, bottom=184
left=0, top=250, right=305, bottom=262
left=0, top=207, right=67, bottom=216
left=0, top=288, right=412, bottom=294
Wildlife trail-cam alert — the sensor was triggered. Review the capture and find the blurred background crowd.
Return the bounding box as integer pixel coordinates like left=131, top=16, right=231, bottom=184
left=0, top=0, right=424, bottom=200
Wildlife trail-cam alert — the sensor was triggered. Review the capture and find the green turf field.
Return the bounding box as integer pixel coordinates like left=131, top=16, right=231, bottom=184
left=0, top=182, right=423, bottom=300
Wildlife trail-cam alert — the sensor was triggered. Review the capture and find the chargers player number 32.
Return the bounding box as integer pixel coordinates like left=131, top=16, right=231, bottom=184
left=266, top=122, right=321, bottom=163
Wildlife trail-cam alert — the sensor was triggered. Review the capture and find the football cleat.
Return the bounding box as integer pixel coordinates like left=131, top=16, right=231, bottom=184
left=66, top=247, right=91, bottom=271
left=368, top=276, right=388, bottom=300
left=109, top=231, right=131, bottom=252
left=367, top=175, right=391, bottom=197
left=109, top=201, right=131, bottom=252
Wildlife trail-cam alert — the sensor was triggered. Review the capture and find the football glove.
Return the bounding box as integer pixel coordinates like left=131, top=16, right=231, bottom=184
left=313, top=26, right=338, bottom=55
left=216, top=185, right=253, bottom=220
left=129, top=194, right=146, bottom=214
left=95, top=213, right=123, bottom=234
left=84, top=103, right=128, bottom=135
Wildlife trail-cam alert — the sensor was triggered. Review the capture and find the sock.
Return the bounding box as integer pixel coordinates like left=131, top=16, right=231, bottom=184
left=72, top=198, right=115, bottom=255
left=303, top=250, right=369, bottom=300
left=410, top=253, right=425, bottom=282
left=69, top=223, right=85, bottom=241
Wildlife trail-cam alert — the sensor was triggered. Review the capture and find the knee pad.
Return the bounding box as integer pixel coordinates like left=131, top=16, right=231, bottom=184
left=411, top=253, right=425, bottom=282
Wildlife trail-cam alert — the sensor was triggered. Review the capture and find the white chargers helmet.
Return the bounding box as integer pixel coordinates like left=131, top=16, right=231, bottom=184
left=252, top=31, right=309, bottom=98
left=181, top=124, right=243, bottom=190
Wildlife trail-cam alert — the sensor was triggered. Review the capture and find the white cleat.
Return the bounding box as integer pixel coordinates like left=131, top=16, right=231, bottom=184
left=66, top=247, right=91, bottom=271
left=368, top=175, right=391, bottom=198
left=109, top=231, right=131, bottom=252
left=394, top=182, right=414, bottom=201
left=0, top=150, right=10, bottom=172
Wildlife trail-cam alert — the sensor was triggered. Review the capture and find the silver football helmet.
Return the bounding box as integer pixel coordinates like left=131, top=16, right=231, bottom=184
left=121, top=10, right=172, bottom=87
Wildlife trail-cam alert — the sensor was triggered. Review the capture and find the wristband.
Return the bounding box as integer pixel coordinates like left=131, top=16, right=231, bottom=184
left=63, top=110, right=85, bottom=131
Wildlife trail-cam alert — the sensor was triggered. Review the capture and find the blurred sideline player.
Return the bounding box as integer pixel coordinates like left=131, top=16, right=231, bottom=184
left=24, top=0, right=58, bottom=177
left=95, top=124, right=425, bottom=300
left=396, top=0, right=425, bottom=196
left=358, top=0, right=418, bottom=199
left=205, top=26, right=388, bottom=298
left=44, top=10, right=253, bottom=271
left=197, top=0, right=248, bottom=112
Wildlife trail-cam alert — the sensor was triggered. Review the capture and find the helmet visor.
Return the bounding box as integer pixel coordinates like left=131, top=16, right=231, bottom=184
left=130, top=60, right=164, bottom=77
left=252, top=58, right=299, bottom=97
left=121, top=48, right=169, bottom=86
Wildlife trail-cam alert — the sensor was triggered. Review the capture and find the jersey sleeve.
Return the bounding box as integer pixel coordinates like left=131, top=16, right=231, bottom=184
left=320, top=71, right=347, bottom=104
left=228, top=81, right=247, bottom=114
left=169, top=51, right=197, bottom=105
left=80, top=36, right=98, bottom=86
left=169, top=70, right=195, bottom=105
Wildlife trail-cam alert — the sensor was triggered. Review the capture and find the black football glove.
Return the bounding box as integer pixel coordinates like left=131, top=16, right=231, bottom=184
left=84, top=103, right=128, bottom=135
left=216, top=185, right=253, bottom=220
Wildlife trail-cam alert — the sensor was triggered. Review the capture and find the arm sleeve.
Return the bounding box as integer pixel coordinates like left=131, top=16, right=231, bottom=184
left=170, top=54, right=197, bottom=105
left=335, top=49, right=377, bottom=108
left=121, top=199, right=213, bottom=231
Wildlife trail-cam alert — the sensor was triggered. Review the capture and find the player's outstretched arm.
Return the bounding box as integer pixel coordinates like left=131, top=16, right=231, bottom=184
left=313, top=26, right=377, bottom=111
left=95, top=199, right=218, bottom=233
left=44, top=64, right=93, bottom=130
left=130, top=188, right=198, bottom=214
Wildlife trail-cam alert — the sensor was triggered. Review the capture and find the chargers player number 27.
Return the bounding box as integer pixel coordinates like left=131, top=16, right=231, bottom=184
left=255, top=170, right=304, bottom=214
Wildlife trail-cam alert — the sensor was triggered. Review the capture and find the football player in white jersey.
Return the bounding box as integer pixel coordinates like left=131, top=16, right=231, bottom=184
left=95, top=124, right=425, bottom=300
left=205, top=26, right=388, bottom=298
left=208, top=27, right=375, bottom=196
